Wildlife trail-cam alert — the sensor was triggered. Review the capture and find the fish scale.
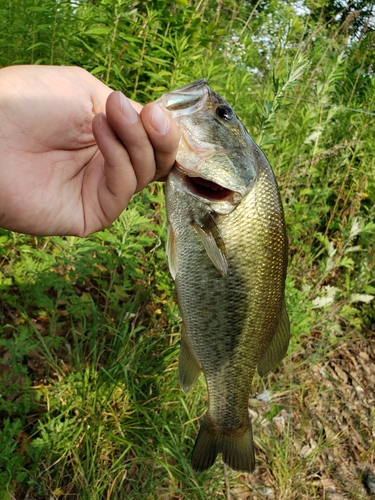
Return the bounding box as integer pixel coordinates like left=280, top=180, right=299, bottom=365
left=160, top=79, right=290, bottom=472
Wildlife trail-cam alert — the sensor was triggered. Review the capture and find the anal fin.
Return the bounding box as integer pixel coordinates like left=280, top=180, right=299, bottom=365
left=179, top=325, right=201, bottom=393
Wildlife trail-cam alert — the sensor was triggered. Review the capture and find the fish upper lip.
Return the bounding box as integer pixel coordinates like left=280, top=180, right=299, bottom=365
left=179, top=131, right=231, bottom=158
left=175, top=161, right=211, bottom=178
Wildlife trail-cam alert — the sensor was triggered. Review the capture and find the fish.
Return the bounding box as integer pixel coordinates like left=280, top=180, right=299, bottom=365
left=157, top=79, right=289, bottom=473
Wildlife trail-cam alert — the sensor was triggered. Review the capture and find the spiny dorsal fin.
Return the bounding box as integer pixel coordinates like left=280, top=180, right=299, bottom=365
left=257, top=301, right=290, bottom=377
left=191, top=214, right=228, bottom=276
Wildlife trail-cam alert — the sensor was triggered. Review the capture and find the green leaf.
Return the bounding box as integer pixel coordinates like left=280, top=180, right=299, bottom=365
left=90, top=66, right=108, bottom=75
left=85, top=27, right=111, bottom=36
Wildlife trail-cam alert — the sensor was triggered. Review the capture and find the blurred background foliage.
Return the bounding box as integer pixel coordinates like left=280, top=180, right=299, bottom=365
left=0, top=0, right=375, bottom=498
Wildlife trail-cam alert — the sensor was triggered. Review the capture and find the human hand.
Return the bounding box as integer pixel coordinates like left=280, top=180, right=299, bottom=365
left=0, top=65, right=179, bottom=236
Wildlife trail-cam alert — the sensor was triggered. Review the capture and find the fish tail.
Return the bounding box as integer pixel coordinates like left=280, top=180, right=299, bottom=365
left=191, top=417, right=255, bottom=473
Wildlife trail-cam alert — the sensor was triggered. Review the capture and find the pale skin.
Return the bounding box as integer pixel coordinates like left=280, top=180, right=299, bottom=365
left=0, top=65, right=180, bottom=236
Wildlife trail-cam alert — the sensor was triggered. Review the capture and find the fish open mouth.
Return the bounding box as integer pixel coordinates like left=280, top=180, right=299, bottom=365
left=185, top=175, right=233, bottom=202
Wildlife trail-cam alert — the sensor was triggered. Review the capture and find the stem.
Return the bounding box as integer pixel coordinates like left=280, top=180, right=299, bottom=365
left=31, top=0, right=37, bottom=64
left=223, top=463, right=231, bottom=500
left=347, top=30, right=375, bottom=107
left=240, top=0, right=262, bottom=36
left=50, top=0, right=58, bottom=65
left=133, top=14, right=149, bottom=97
left=106, top=0, right=122, bottom=86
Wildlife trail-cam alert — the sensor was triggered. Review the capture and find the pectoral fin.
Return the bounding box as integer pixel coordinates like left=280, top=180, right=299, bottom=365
left=191, top=214, right=228, bottom=276
left=179, top=325, right=201, bottom=393
left=166, top=223, right=178, bottom=280
left=257, top=301, right=290, bottom=376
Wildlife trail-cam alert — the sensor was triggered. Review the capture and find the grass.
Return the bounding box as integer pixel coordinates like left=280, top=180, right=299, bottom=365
left=1, top=0, right=375, bottom=498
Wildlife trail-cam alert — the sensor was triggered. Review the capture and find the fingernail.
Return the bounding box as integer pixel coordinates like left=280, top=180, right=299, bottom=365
left=99, top=113, right=117, bottom=139
left=119, top=92, right=138, bottom=124
left=150, top=104, right=170, bottom=135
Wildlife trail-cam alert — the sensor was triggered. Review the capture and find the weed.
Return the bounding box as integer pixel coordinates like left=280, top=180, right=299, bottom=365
left=1, top=0, right=375, bottom=498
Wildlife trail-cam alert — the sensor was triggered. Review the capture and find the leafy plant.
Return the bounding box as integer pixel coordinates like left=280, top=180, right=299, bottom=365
left=1, top=0, right=375, bottom=498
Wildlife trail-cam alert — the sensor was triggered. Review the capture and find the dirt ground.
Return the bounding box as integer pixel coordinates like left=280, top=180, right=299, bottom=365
left=230, top=330, right=375, bottom=499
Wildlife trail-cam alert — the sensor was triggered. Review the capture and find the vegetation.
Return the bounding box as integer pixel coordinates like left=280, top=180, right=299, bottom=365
left=0, top=0, right=375, bottom=498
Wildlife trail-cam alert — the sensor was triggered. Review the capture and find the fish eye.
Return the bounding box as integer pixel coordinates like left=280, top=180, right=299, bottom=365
left=215, top=105, right=234, bottom=121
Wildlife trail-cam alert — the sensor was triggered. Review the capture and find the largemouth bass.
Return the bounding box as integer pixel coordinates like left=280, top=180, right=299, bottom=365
left=158, top=80, right=289, bottom=473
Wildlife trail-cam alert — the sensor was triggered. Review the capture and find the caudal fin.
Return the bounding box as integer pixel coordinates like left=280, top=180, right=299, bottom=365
left=191, top=418, right=255, bottom=473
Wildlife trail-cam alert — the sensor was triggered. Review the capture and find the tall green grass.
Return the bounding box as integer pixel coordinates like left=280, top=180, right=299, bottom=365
left=0, top=0, right=374, bottom=498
